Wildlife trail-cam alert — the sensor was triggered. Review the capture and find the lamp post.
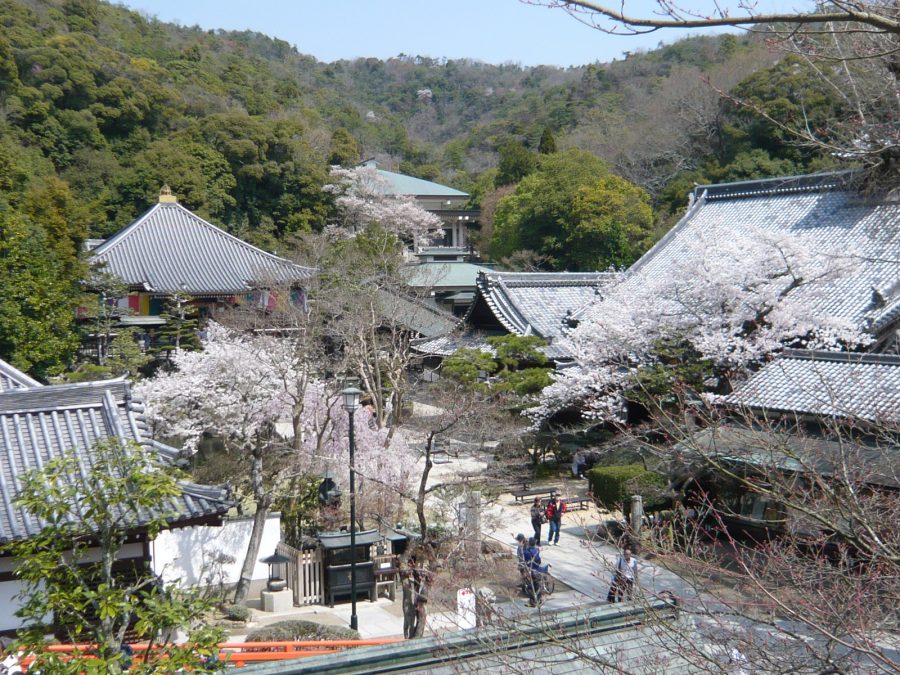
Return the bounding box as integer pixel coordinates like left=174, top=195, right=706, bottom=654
left=341, top=386, right=363, bottom=631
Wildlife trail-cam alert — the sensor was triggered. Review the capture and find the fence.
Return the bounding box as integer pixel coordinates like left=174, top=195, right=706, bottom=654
left=277, top=542, right=324, bottom=606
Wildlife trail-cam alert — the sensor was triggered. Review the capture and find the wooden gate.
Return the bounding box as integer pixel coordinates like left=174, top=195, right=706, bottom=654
left=277, top=542, right=324, bottom=606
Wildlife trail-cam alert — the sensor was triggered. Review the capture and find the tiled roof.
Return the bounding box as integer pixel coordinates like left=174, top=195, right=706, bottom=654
left=473, top=271, right=619, bottom=342
left=411, top=333, right=497, bottom=357
left=0, top=379, right=230, bottom=544
left=91, top=203, right=314, bottom=295
left=377, top=289, right=460, bottom=338
left=726, top=349, right=900, bottom=422
left=361, top=160, right=468, bottom=197
left=686, top=424, right=898, bottom=489
left=627, top=171, right=900, bottom=336
left=0, top=359, right=41, bottom=392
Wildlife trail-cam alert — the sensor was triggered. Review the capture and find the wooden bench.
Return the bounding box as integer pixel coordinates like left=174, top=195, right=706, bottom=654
left=512, top=486, right=562, bottom=503
left=562, top=496, right=593, bottom=511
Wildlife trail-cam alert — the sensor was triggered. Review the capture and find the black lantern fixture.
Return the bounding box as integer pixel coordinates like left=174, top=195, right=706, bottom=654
left=341, top=386, right=363, bottom=631
left=260, top=552, right=291, bottom=592
left=319, top=469, right=342, bottom=508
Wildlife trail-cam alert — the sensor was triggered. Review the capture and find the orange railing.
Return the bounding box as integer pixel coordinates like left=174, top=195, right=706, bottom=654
left=18, top=638, right=403, bottom=669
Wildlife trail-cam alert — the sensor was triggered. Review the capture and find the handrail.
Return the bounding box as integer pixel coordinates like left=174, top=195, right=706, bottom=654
left=17, top=638, right=404, bottom=669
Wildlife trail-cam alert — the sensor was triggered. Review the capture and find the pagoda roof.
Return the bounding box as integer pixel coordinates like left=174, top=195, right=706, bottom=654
left=0, top=378, right=231, bottom=544
left=91, top=201, right=314, bottom=295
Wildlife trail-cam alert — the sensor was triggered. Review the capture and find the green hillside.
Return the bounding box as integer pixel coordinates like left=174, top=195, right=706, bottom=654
left=0, top=0, right=851, bottom=375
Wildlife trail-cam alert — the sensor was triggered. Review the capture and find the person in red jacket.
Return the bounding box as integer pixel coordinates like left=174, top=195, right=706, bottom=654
left=545, top=495, right=567, bottom=545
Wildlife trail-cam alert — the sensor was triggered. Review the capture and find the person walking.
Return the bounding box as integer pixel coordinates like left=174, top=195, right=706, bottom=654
left=545, top=495, right=566, bottom=545
left=607, top=547, right=638, bottom=602
left=530, top=497, right=544, bottom=545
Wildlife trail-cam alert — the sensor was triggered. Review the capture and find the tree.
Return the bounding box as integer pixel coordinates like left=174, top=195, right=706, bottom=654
left=0, top=206, right=83, bottom=378
left=328, top=127, right=361, bottom=166
left=533, top=0, right=900, bottom=171
left=325, top=165, right=444, bottom=244
left=622, top=382, right=900, bottom=673
left=490, top=148, right=654, bottom=270
left=533, top=226, right=866, bottom=423
left=137, top=322, right=415, bottom=602
left=153, top=292, right=202, bottom=359
left=494, top=139, right=536, bottom=187
left=5, top=439, right=223, bottom=673
left=537, top=127, right=557, bottom=154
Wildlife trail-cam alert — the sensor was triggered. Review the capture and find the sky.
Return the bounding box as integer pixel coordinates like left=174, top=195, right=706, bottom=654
left=119, top=0, right=789, bottom=68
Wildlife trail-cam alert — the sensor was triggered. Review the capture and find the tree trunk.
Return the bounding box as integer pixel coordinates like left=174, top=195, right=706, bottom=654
left=416, top=433, right=435, bottom=537
left=234, top=446, right=269, bottom=603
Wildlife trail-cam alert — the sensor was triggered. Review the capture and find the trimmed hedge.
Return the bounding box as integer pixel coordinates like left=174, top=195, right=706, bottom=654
left=588, top=464, right=667, bottom=514
left=245, top=619, right=360, bottom=642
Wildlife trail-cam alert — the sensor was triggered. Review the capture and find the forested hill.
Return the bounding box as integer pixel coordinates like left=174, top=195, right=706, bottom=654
left=1, top=0, right=847, bottom=246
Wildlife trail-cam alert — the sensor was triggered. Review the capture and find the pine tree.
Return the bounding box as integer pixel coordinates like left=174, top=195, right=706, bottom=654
left=538, top=127, right=557, bottom=155
left=153, top=292, right=202, bottom=359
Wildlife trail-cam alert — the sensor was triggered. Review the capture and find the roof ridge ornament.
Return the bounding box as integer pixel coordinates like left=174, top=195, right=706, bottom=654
left=158, top=184, right=177, bottom=204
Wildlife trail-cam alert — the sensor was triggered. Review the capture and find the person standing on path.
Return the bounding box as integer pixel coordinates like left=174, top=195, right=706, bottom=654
left=607, top=547, right=639, bottom=602
left=546, top=496, right=566, bottom=545
left=530, top=497, right=544, bottom=545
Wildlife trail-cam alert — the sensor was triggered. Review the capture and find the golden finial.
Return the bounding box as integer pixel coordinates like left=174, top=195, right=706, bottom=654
left=158, top=184, right=177, bottom=203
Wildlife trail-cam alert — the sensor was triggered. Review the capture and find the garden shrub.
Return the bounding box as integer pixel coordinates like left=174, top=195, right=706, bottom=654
left=224, top=604, right=251, bottom=622
left=588, top=464, right=667, bottom=514
left=245, top=619, right=360, bottom=642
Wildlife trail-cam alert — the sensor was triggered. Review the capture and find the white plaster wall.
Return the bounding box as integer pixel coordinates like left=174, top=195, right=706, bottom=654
left=0, top=579, right=47, bottom=632
left=150, top=513, right=282, bottom=587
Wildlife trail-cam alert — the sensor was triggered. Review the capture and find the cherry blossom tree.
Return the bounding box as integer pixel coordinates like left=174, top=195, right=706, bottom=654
left=137, top=323, right=415, bottom=602
left=534, top=227, right=865, bottom=422
left=325, top=165, right=444, bottom=244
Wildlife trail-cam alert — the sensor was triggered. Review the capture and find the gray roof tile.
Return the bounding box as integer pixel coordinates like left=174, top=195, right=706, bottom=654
left=0, top=379, right=230, bottom=544
left=628, top=171, right=900, bottom=337
left=0, top=359, right=41, bottom=392
left=474, top=271, right=619, bottom=341
left=376, top=289, right=460, bottom=338
left=727, top=349, right=900, bottom=422
left=91, top=203, right=314, bottom=295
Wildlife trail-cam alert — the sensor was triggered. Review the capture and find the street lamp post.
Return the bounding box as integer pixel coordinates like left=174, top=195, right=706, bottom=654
left=341, top=386, right=363, bottom=632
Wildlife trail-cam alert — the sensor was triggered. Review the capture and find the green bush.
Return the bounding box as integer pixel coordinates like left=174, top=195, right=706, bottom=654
left=224, top=604, right=251, bottom=622
left=245, top=619, right=360, bottom=642
left=587, top=464, right=667, bottom=514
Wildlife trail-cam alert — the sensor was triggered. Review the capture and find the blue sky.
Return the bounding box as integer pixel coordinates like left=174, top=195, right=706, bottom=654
left=121, top=0, right=789, bottom=67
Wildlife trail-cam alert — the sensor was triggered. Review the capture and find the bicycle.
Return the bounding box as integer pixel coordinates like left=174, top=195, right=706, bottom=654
left=526, top=565, right=555, bottom=606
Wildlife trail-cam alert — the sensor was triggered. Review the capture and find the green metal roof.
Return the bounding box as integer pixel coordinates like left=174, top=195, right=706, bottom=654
left=404, top=262, right=495, bottom=289
left=362, top=160, right=468, bottom=198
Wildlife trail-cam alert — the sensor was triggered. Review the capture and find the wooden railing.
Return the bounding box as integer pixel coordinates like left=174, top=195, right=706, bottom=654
left=18, top=638, right=404, bottom=669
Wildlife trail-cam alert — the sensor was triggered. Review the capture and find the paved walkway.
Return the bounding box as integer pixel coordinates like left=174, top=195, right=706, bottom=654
left=481, top=485, right=698, bottom=605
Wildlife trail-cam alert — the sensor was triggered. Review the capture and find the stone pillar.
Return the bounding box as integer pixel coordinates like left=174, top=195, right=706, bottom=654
left=464, top=490, right=481, bottom=558
left=630, top=495, right=644, bottom=553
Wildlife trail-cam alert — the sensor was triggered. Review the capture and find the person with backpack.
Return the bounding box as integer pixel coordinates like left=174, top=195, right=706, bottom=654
left=545, top=495, right=566, bottom=545
left=607, top=546, right=639, bottom=602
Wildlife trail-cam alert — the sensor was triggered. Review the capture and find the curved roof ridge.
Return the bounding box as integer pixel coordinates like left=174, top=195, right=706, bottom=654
left=694, top=169, right=857, bottom=202
left=0, top=358, right=42, bottom=391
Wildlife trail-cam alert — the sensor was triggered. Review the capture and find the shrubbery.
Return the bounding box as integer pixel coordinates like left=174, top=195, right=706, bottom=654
left=245, top=619, right=360, bottom=642
left=587, top=464, right=667, bottom=515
